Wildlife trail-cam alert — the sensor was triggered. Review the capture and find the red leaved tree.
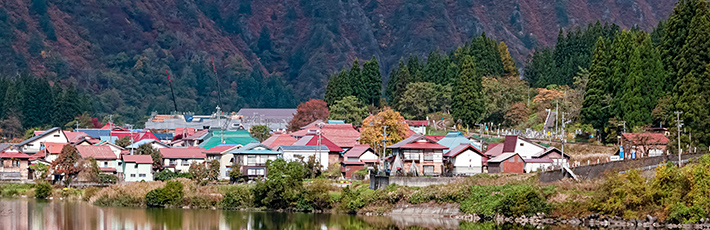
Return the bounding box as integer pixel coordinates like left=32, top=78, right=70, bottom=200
left=288, top=99, right=329, bottom=131
left=51, top=145, right=82, bottom=177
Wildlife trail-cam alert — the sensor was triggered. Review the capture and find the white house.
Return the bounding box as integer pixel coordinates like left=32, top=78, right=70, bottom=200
left=501, top=135, right=547, bottom=159
left=203, top=144, right=241, bottom=179
left=231, top=143, right=280, bottom=179
left=160, top=147, right=206, bottom=172
left=95, top=141, right=126, bottom=158
left=75, top=145, right=121, bottom=175
left=444, top=143, right=488, bottom=175
left=342, top=145, right=379, bottom=166
left=277, top=145, right=330, bottom=169
left=121, top=155, right=154, bottom=182
left=16, top=127, right=69, bottom=154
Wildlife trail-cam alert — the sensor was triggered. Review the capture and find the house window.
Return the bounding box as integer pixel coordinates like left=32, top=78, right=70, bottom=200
left=520, top=143, right=524, bottom=146
left=169, top=159, right=176, bottom=165
left=27, top=144, right=33, bottom=147
left=404, top=150, right=421, bottom=160
left=347, top=157, right=359, bottom=162
left=423, top=150, right=434, bottom=161
left=247, top=156, right=256, bottom=166
left=130, top=174, right=136, bottom=177
left=134, top=164, right=139, bottom=169
left=182, top=159, right=189, bottom=166
left=509, top=158, right=514, bottom=162
left=53, top=134, right=60, bottom=137
left=139, top=174, right=146, bottom=177
left=118, top=162, right=122, bottom=166
left=423, top=166, right=434, bottom=175
left=12, top=160, right=20, bottom=167
left=257, top=168, right=265, bottom=175
left=248, top=168, right=256, bottom=175
left=104, top=162, right=109, bottom=167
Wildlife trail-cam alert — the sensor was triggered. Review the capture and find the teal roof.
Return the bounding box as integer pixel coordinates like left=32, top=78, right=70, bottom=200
left=230, top=142, right=280, bottom=155
left=437, top=131, right=478, bottom=153
left=198, top=129, right=257, bottom=149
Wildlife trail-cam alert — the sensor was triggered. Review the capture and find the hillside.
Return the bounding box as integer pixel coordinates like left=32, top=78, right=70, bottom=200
left=0, top=0, right=674, bottom=120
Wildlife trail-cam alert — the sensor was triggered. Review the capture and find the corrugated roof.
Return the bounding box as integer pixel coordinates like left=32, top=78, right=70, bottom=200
left=437, top=131, right=476, bottom=153
left=622, top=132, right=670, bottom=144
left=160, top=147, right=206, bottom=159
left=343, top=145, right=375, bottom=158
left=502, top=136, right=518, bottom=153
left=42, top=142, right=68, bottom=155
left=262, top=134, right=297, bottom=149
left=122, top=155, right=153, bottom=164
left=484, top=143, right=504, bottom=157
left=0, top=143, right=12, bottom=152
left=400, top=142, right=448, bottom=149
left=183, top=130, right=209, bottom=140
left=290, top=124, right=360, bottom=148
left=293, top=135, right=344, bottom=152
left=405, top=120, right=429, bottom=126
left=387, top=135, right=425, bottom=149
left=277, top=145, right=330, bottom=151
left=76, top=145, right=117, bottom=159
left=0, top=151, right=31, bottom=159
left=524, top=158, right=554, bottom=163
left=533, top=147, right=570, bottom=159
left=76, top=129, right=111, bottom=139
left=445, top=143, right=485, bottom=159
left=204, top=144, right=240, bottom=154
left=231, top=142, right=280, bottom=155
left=488, top=153, right=519, bottom=163
left=237, top=108, right=297, bottom=120
left=198, top=130, right=257, bottom=149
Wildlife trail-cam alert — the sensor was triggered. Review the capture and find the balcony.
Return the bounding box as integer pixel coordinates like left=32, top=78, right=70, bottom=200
left=403, top=153, right=420, bottom=161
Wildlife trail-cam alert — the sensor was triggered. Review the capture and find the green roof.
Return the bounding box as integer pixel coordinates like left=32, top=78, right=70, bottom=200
left=198, top=130, right=257, bottom=149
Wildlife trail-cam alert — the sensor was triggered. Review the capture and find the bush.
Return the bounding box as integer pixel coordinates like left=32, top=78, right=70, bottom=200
left=145, top=180, right=184, bottom=207
left=35, top=183, right=52, bottom=199
left=155, top=170, right=192, bottom=181
left=83, top=187, right=101, bottom=201
left=0, top=183, right=35, bottom=197
left=222, top=186, right=253, bottom=209
left=296, top=179, right=332, bottom=211
left=99, top=174, right=118, bottom=184
left=460, top=184, right=550, bottom=217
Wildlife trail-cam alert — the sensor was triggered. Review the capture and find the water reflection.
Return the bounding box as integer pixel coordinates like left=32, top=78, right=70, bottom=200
left=0, top=199, right=553, bottom=230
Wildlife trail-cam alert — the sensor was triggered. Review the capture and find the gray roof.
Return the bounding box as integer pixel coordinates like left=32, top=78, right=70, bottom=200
left=488, top=153, right=520, bottom=163
left=277, top=145, right=330, bottom=151
left=237, top=108, right=297, bottom=130
left=0, top=143, right=11, bottom=152
left=76, top=129, right=111, bottom=139
left=231, top=142, right=280, bottom=155
left=16, top=127, right=63, bottom=147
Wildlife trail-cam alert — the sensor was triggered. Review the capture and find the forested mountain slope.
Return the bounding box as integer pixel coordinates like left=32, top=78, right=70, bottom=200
left=0, top=0, right=674, bottom=119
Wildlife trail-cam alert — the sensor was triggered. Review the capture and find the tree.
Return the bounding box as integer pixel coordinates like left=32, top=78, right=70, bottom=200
left=505, top=102, right=529, bottom=127
left=77, top=157, right=100, bottom=182
left=208, top=160, right=220, bottom=181
left=660, top=0, right=704, bottom=89
left=287, top=99, right=329, bottom=131
left=328, top=96, right=368, bottom=125
left=359, top=108, right=409, bottom=153
left=499, top=41, right=519, bottom=77
left=51, top=145, right=81, bottom=178
left=451, top=56, right=485, bottom=127
left=228, top=164, right=243, bottom=183
left=524, top=48, right=556, bottom=88
left=397, top=82, right=451, bottom=120
left=324, top=69, right=352, bottom=106
left=481, top=76, right=528, bottom=124
left=0, top=115, right=22, bottom=140
left=30, top=163, right=50, bottom=181
left=189, top=162, right=209, bottom=185
left=252, top=158, right=305, bottom=209
left=138, top=143, right=162, bottom=170
left=116, top=136, right=131, bottom=148
left=64, top=112, right=94, bottom=129
left=361, top=56, right=382, bottom=106
left=250, top=125, right=271, bottom=142
left=386, top=59, right=411, bottom=107
left=581, top=38, right=612, bottom=130
left=348, top=59, right=367, bottom=102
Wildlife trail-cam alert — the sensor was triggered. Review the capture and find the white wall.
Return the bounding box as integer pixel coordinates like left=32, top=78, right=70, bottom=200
left=163, top=158, right=204, bottom=172
left=281, top=150, right=329, bottom=168
left=359, top=150, right=379, bottom=162
left=21, top=130, right=68, bottom=154
left=123, top=162, right=154, bottom=182
left=525, top=162, right=553, bottom=173
left=513, top=139, right=545, bottom=159
left=450, top=149, right=484, bottom=175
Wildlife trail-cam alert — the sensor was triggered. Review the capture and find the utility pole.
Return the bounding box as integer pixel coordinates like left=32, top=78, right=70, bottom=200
left=126, top=124, right=134, bottom=155
left=675, top=111, right=683, bottom=166
left=622, top=121, right=626, bottom=133
left=381, top=126, right=388, bottom=174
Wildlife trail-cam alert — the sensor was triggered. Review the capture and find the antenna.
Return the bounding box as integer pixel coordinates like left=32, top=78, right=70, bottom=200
left=212, top=58, right=223, bottom=109
left=166, top=70, right=179, bottom=112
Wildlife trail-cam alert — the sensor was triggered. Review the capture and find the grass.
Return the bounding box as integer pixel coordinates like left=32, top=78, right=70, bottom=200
left=0, top=183, right=35, bottom=197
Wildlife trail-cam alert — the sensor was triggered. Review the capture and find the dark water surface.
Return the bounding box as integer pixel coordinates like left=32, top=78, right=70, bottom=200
left=0, top=198, right=564, bottom=230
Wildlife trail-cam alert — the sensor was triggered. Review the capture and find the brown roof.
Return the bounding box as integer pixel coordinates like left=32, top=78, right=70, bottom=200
left=262, top=134, right=297, bottom=149
left=290, top=124, right=360, bottom=148
left=622, top=133, right=669, bottom=144
left=343, top=145, right=376, bottom=158
left=160, top=147, right=206, bottom=159
left=76, top=145, right=117, bottom=159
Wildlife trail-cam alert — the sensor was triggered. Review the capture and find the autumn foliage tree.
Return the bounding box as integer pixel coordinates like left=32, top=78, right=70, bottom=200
left=360, top=108, right=409, bottom=154
left=288, top=99, right=329, bottom=131
left=51, top=145, right=81, bottom=177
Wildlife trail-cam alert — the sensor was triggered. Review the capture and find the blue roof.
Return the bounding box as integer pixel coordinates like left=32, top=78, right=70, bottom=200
left=153, top=133, right=173, bottom=140
left=126, top=139, right=163, bottom=149
left=277, top=145, right=330, bottom=151
left=75, top=129, right=111, bottom=139
left=231, top=142, right=280, bottom=155
left=327, top=120, right=345, bottom=124
left=437, top=131, right=478, bottom=153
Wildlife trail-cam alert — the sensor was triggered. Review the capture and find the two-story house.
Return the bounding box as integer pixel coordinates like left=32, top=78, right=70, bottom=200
left=160, top=147, right=206, bottom=172
left=387, top=135, right=448, bottom=176
left=277, top=145, right=331, bottom=169
left=203, top=144, right=241, bottom=179
left=16, top=127, right=69, bottom=154
left=443, top=143, right=488, bottom=175
left=121, top=155, right=154, bottom=182
left=340, top=145, right=379, bottom=179
left=0, top=149, right=31, bottom=181
left=292, top=132, right=344, bottom=167
left=230, top=143, right=280, bottom=179
left=75, top=145, right=121, bottom=175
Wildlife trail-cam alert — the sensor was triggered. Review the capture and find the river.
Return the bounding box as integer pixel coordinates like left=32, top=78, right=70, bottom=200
left=0, top=198, right=561, bottom=230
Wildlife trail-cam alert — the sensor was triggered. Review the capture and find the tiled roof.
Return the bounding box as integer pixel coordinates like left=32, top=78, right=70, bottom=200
left=76, top=145, right=117, bottom=159
left=204, top=144, right=240, bottom=154
left=293, top=135, right=344, bottom=152
left=290, top=124, right=360, bottom=148
left=343, top=145, right=375, bottom=158
left=0, top=151, right=31, bottom=159
left=488, top=153, right=519, bottom=163
left=622, top=132, right=669, bottom=144
left=122, top=155, right=153, bottom=164
left=262, top=134, right=297, bottom=148
left=42, top=142, right=68, bottom=155
left=183, top=130, right=209, bottom=140
left=160, top=147, right=206, bottom=159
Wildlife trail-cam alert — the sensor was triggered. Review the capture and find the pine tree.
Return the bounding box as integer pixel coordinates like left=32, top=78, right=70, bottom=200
left=452, top=56, right=484, bottom=126
left=499, top=41, right=519, bottom=77
left=3, top=80, right=22, bottom=119
left=581, top=38, right=612, bottom=130
left=620, top=45, right=648, bottom=128
left=660, top=0, right=704, bottom=90
left=386, top=60, right=411, bottom=108
left=608, top=30, right=636, bottom=118
left=524, top=48, right=556, bottom=88
left=361, top=56, right=382, bottom=106
left=638, top=34, right=666, bottom=120
left=407, top=56, right=423, bottom=82
left=470, top=33, right=504, bottom=77
left=423, top=51, right=448, bottom=85
left=349, top=59, right=366, bottom=102
left=324, top=69, right=352, bottom=106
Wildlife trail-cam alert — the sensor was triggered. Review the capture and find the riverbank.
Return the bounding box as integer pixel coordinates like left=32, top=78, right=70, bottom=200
left=4, top=155, right=710, bottom=227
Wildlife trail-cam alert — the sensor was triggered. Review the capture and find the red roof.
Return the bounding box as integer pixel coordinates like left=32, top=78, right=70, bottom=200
left=175, top=128, right=196, bottom=137
left=204, top=145, right=239, bottom=154
left=405, top=120, right=429, bottom=126
left=183, top=130, right=209, bottom=140
left=42, top=142, right=68, bottom=155
left=65, top=132, right=90, bottom=143
left=425, top=135, right=445, bottom=142
left=293, top=135, right=344, bottom=152
left=122, top=155, right=153, bottom=164
left=262, top=134, right=297, bottom=149
left=76, top=145, right=117, bottom=159
left=0, top=151, right=31, bottom=159
left=406, top=129, right=417, bottom=138
left=341, top=161, right=365, bottom=165
left=622, top=133, right=669, bottom=144
left=160, top=147, right=206, bottom=159
left=400, top=142, right=448, bottom=150
left=290, top=124, right=361, bottom=148
left=484, top=142, right=504, bottom=157
left=99, top=167, right=117, bottom=172
left=101, top=122, right=127, bottom=131
left=343, top=145, right=375, bottom=158
left=502, top=136, right=518, bottom=153
left=445, top=143, right=486, bottom=159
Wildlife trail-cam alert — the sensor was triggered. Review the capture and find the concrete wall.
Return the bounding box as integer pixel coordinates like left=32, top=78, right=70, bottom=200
left=539, top=153, right=707, bottom=182
left=388, top=177, right=462, bottom=187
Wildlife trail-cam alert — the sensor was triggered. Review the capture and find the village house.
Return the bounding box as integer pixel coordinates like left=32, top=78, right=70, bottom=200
left=16, top=127, right=69, bottom=154
left=121, top=155, right=154, bottom=182
left=177, top=130, right=209, bottom=147
left=261, top=133, right=297, bottom=149
left=443, top=143, right=488, bottom=175
left=203, top=144, right=241, bottom=179
left=406, top=120, right=428, bottom=135
left=75, top=145, right=121, bottom=175
left=277, top=145, right=331, bottom=169
left=290, top=123, right=361, bottom=150
left=340, top=145, right=379, bottom=179
left=0, top=149, right=31, bottom=181
left=533, top=147, right=570, bottom=167
left=487, top=153, right=525, bottom=173
left=125, top=139, right=170, bottom=150
left=95, top=141, right=125, bottom=158
left=160, top=147, right=206, bottom=172
left=38, top=142, right=68, bottom=163
left=292, top=131, right=344, bottom=167
left=198, top=129, right=257, bottom=150
left=437, top=131, right=479, bottom=152
left=483, top=135, right=571, bottom=172
left=621, top=132, right=669, bottom=158
left=230, top=143, right=280, bottom=179
left=387, top=135, right=448, bottom=176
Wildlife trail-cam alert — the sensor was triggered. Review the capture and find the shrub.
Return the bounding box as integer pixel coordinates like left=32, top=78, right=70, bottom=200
left=0, top=183, right=34, bottom=197
left=99, top=174, right=118, bottom=184
left=83, top=187, right=101, bottom=201
left=34, top=183, right=52, bottom=199
left=155, top=170, right=177, bottom=181
left=222, top=186, right=253, bottom=209
left=460, top=184, right=550, bottom=217
left=145, top=180, right=184, bottom=207
left=296, top=179, right=332, bottom=211
left=60, top=187, right=82, bottom=198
